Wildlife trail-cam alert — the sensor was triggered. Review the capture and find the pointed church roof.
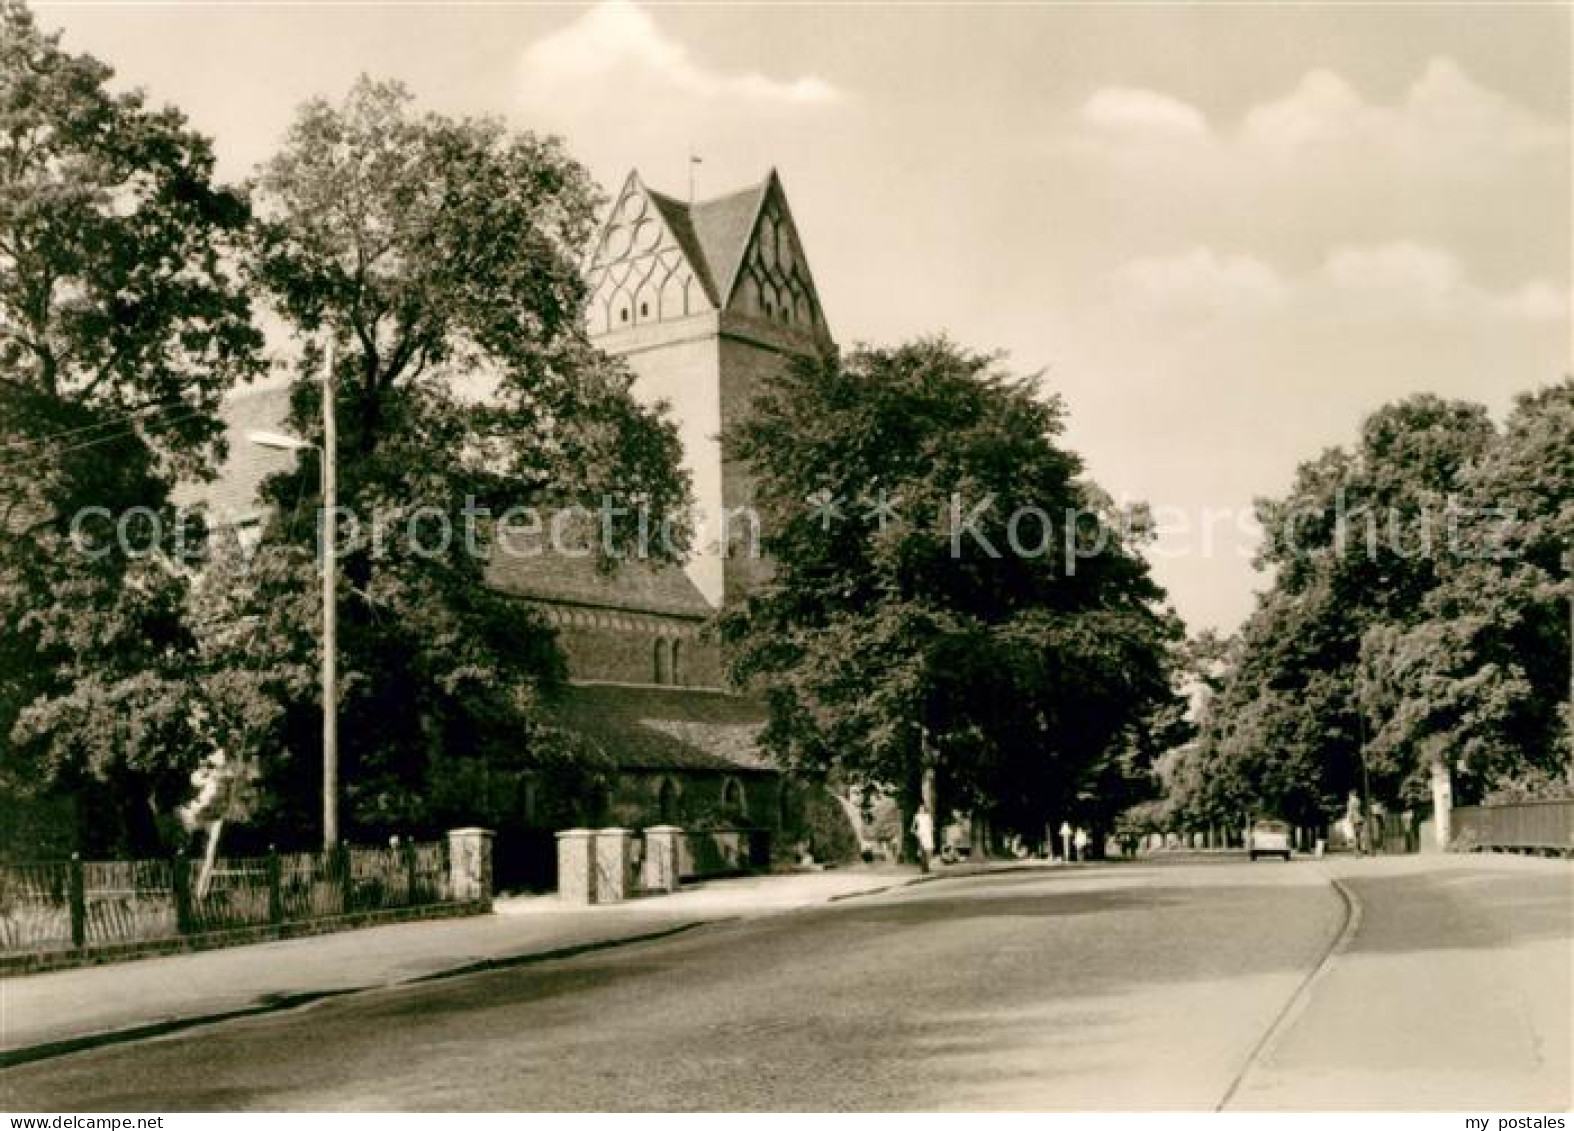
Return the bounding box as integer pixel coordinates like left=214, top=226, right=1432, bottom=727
left=486, top=528, right=713, bottom=619
left=645, top=187, right=722, bottom=305
left=638, top=175, right=771, bottom=309
left=594, top=170, right=817, bottom=303
left=687, top=177, right=772, bottom=305
left=548, top=684, right=774, bottom=774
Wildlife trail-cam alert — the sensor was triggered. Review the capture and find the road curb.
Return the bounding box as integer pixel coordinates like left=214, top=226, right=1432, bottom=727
left=0, top=865, right=1048, bottom=1070
left=1214, top=864, right=1364, bottom=1111
left=826, top=862, right=1058, bottom=901
left=0, top=920, right=719, bottom=1071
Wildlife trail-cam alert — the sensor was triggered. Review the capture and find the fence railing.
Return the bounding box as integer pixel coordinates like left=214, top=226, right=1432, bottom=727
left=1453, top=800, right=1574, bottom=853
left=0, top=840, right=456, bottom=956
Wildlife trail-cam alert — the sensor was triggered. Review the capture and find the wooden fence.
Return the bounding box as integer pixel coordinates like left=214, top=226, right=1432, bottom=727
left=0, top=840, right=454, bottom=956
left=1453, top=800, right=1574, bottom=854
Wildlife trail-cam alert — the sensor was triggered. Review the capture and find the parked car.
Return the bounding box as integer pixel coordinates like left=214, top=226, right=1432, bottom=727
left=1248, top=818, right=1293, bottom=862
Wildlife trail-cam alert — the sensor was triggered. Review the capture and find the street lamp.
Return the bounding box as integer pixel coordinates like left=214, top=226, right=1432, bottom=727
left=246, top=430, right=313, bottom=454
left=246, top=340, right=339, bottom=850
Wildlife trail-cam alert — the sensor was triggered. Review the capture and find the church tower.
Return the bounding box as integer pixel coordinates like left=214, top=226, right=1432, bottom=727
left=584, top=169, right=835, bottom=608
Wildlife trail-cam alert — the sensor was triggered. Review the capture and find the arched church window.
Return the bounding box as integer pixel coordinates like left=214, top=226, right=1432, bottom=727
left=619, top=306, right=629, bottom=323
left=721, top=777, right=747, bottom=819
left=657, top=777, right=680, bottom=824
left=640, top=301, right=649, bottom=318
left=670, top=639, right=683, bottom=686
left=654, top=638, right=671, bottom=684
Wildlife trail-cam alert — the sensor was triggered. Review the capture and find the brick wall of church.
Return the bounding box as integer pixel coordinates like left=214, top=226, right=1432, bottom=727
left=606, top=771, right=782, bottom=831
left=552, top=618, right=725, bottom=688
left=616, top=331, right=728, bottom=606
left=717, top=329, right=806, bottom=602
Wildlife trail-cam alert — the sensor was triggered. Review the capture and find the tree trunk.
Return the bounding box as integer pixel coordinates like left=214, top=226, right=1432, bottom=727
left=1428, top=751, right=1453, bottom=852
left=196, top=818, right=224, bottom=899
left=900, top=763, right=922, bottom=868
left=918, top=730, right=938, bottom=873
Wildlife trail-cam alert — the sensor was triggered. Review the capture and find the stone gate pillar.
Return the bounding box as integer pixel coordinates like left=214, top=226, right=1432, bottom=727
left=642, top=826, right=683, bottom=894
left=447, top=827, right=494, bottom=908
left=556, top=828, right=597, bottom=904
left=594, top=828, right=634, bottom=903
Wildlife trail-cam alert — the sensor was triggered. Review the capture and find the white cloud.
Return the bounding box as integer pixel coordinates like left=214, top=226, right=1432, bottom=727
left=1240, top=68, right=1364, bottom=151
left=1489, top=280, right=1570, bottom=323
left=518, top=1, right=841, bottom=109
left=1073, top=56, right=1563, bottom=195
left=1241, top=56, right=1560, bottom=157
left=1107, top=247, right=1289, bottom=316
left=1318, top=241, right=1468, bottom=318
left=1316, top=242, right=1568, bottom=324
left=1107, top=241, right=1569, bottom=325
left=1080, top=87, right=1207, bottom=137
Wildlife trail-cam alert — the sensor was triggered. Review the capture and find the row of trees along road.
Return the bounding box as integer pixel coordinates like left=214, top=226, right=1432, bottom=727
left=0, top=2, right=688, bottom=859
left=2, top=2, right=1186, bottom=862
left=1160, top=386, right=1573, bottom=847
left=718, top=342, right=1187, bottom=864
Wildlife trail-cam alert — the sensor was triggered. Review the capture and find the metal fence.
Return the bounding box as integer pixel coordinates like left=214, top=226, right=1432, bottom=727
left=1453, top=800, right=1574, bottom=853
left=0, top=840, right=455, bottom=956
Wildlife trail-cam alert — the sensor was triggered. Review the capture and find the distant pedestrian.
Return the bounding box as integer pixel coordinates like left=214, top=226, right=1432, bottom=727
left=1073, top=827, right=1090, bottom=861
left=911, top=805, right=935, bottom=871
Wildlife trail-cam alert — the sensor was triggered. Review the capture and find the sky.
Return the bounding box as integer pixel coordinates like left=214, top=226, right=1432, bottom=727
left=38, top=1, right=1572, bottom=633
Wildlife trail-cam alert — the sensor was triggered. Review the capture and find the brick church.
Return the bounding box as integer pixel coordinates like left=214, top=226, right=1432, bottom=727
left=488, top=168, right=842, bottom=854
left=198, top=169, right=858, bottom=873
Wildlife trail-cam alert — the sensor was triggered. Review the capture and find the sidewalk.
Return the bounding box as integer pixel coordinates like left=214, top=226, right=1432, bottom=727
left=0, top=861, right=1023, bottom=1065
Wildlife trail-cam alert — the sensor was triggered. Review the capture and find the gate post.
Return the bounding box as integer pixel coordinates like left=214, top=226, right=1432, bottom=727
left=267, top=845, right=284, bottom=925
left=173, top=851, right=194, bottom=935
left=556, top=828, right=597, bottom=904
left=642, top=826, right=683, bottom=894
left=68, top=853, right=86, bottom=948
left=447, top=828, right=495, bottom=908
left=594, top=828, right=633, bottom=904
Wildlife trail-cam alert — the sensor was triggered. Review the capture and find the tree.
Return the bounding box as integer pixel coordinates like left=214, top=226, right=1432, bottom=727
left=241, top=78, right=689, bottom=840
left=719, top=339, right=1180, bottom=864
left=1185, top=384, right=1572, bottom=846
left=1359, top=379, right=1574, bottom=836
left=0, top=1, right=264, bottom=857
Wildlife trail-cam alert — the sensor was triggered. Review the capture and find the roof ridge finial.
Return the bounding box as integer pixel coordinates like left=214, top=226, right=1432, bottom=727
left=688, top=152, right=702, bottom=205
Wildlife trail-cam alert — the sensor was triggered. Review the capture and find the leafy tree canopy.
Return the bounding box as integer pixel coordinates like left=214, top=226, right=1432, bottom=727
left=237, top=78, right=690, bottom=842
left=1179, top=383, right=1572, bottom=832
left=720, top=339, right=1181, bottom=846
left=0, top=0, right=264, bottom=857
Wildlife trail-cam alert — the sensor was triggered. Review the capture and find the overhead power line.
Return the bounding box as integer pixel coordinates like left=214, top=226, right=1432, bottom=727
left=0, top=407, right=212, bottom=471
left=0, top=399, right=195, bottom=454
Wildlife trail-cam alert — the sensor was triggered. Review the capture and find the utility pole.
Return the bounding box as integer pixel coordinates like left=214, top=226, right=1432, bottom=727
left=246, top=339, right=340, bottom=851
left=321, top=339, right=339, bottom=850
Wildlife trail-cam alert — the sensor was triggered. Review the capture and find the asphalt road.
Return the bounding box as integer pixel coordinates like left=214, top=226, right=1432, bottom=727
left=3, top=855, right=1568, bottom=1111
